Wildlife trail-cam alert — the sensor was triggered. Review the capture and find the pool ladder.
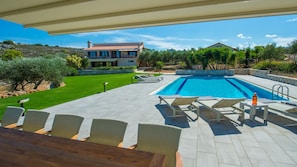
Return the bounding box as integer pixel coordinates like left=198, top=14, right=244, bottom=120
left=272, top=84, right=289, bottom=100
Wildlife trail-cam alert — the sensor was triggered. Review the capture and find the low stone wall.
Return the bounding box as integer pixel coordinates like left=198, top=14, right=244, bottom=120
left=78, top=69, right=135, bottom=75
left=248, top=69, right=270, bottom=78
left=242, top=69, right=297, bottom=86
left=231, top=68, right=250, bottom=75
left=176, top=69, right=297, bottom=86
left=176, top=70, right=234, bottom=76
left=265, top=74, right=297, bottom=86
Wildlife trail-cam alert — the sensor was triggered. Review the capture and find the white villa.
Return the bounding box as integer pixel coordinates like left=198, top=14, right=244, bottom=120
left=84, top=42, right=144, bottom=67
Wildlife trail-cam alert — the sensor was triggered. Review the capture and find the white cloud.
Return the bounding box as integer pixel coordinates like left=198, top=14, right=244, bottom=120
left=71, top=30, right=216, bottom=50
left=237, top=33, right=252, bottom=39
left=108, top=37, right=129, bottom=43
left=265, top=34, right=277, bottom=38
left=271, top=37, right=297, bottom=47
left=286, top=18, right=297, bottom=22
left=236, top=42, right=256, bottom=49
left=237, top=43, right=244, bottom=49
left=136, top=34, right=192, bottom=50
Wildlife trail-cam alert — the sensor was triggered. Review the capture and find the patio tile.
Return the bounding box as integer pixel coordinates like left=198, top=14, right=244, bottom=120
left=196, top=152, right=218, bottom=167
left=244, top=146, right=270, bottom=162
left=42, top=74, right=297, bottom=167
left=270, top=134, right=297, bottom=151
left=197, top=135, right=216, bottom=153
left=216, top=142, right=241, bottom=166
left=238, top=157, right=253, bottom=167
left=252, top=129, right=274, bottom=143
left=286, top=150, right=297, bottom=164
left=231, top=137, right=248, bottom=158
left=259, top=142, right=295, bottom=164
left=249, top=159, right=276, bottom=167
left=179, top=138, right=197, bottom=159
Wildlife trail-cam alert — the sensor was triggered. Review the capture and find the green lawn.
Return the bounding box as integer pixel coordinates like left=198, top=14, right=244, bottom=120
left=0, top=73, right=136, bottom=119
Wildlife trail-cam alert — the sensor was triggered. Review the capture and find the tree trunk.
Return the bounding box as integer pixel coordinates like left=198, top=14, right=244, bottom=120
left=33, top=80, right=43, bottom=89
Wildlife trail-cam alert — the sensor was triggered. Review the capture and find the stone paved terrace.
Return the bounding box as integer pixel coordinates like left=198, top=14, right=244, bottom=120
left=43, top=75, right=297, bottom=167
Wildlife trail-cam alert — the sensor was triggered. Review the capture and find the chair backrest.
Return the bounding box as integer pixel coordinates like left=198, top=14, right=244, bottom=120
left=22, top=110, right=49, bottom=132
left=87, top=119, right=127, bottom=146
left=1, top=106, right=24, bottom=127
left=136, top=124, right=181, bottom=167
left=172, top=97, right=197, bottom=106
left=213, top=98, right=245, bottom=108
left=51, top=114, right=84, bottom=139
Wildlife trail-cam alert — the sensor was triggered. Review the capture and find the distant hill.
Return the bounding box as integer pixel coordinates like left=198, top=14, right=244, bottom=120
left=0, top=42, right=85, bottom=57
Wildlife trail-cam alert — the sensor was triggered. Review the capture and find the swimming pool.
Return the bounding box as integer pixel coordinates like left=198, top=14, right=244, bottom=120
left=157, top=76, right=285, bottom=100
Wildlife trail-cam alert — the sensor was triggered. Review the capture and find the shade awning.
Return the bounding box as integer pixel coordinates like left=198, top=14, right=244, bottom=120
left=1, top=0, right=297, bottom=35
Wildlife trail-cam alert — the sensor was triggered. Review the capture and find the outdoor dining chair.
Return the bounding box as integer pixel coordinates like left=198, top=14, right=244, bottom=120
left=130, top=123, right=183, bottom=167
left=47, top=114, right=84, bottom=140
left=21, top=110, right=49, bottom=134
left=84, top=119, right=128, bottom=147
left=0, top=106, right=24, bottom=128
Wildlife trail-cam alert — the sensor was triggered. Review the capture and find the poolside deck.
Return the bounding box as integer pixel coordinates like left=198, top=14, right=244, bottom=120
left=43, top=75, right=297, bottom=167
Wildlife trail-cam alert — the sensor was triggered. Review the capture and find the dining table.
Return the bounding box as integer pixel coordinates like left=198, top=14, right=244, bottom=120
left=0, top=127, right=165, bottom=167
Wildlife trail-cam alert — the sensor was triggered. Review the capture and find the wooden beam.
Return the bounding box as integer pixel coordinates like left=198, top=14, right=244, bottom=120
left=0, top=0, right=93, bottom=17
left=25, top=0, right=244, bottom=27
left=49, top=6, right=297, bottom=35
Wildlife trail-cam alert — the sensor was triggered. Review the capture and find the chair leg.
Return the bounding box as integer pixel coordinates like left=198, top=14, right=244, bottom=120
left=216, top=112, right=221, bottom=123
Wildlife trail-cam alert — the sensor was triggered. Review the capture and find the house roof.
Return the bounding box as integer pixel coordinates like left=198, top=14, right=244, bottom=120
left=207, top=42, right=237, bottom=50
left=84, top=42, right=144, bottom=51
left=1, top=0, right=297, bottom=35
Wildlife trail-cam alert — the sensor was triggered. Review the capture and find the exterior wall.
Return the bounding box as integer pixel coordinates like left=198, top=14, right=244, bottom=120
left=84, top=42, right=143, bottom=67
left=78, top=69, right=135, bottom=75
left=176, top=70, right=234, bottom=76
left=117, top=58, right=138, bottom=66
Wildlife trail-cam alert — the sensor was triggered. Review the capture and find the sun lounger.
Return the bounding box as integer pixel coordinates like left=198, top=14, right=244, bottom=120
left=159, top=96, right=199, bottom=118
left=135, top=74, right=163, bottom=83
left=266, top=101, right=297, bottom=118
left=198, top=98, right=245, bottom=124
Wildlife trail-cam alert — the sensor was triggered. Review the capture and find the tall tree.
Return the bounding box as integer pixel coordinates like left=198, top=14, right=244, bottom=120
left=254, top=46, right=264, bottom=62
left=289, top=40, right=297, bottom=64
left=244, top=48, right=251, bottom=68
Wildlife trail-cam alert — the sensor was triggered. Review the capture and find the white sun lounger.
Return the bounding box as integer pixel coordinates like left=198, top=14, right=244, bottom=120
left=159, top=96, right=199, bottom=118
left=267, top=101, right=297, bottom=118
left=135, top=75, right=163, bottom=83
left=198, top=98, right=245, bottom=124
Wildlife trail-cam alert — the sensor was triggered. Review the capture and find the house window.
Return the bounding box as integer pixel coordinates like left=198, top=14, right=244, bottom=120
left=88, top=51, right=97, bottom=58
left=128, top=51, right=137, bottom=57
left=100, top=51, right=109, bottom=58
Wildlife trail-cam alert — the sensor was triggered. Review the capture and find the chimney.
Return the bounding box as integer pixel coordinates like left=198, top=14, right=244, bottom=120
left=87, top=41, right=92, bottom=48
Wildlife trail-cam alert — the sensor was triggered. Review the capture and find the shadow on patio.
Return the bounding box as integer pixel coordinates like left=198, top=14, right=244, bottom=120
left=253, top=109, right=297, bottom=134
left=199, top=106, right=242, bottom=136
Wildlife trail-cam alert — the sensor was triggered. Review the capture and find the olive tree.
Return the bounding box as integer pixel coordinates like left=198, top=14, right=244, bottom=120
left=0, top=57, right=68, bottom=91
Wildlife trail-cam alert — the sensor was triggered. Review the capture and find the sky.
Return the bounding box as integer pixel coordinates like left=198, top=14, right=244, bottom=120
left=1, top=14, right=297, bottom=50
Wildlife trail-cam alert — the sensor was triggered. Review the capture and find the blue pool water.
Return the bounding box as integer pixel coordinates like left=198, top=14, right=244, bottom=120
left=157, top=76, right=285, bottom=100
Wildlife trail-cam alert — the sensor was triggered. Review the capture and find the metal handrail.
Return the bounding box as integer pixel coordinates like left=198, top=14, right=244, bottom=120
left=272, top=84, right=289, bottom=100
